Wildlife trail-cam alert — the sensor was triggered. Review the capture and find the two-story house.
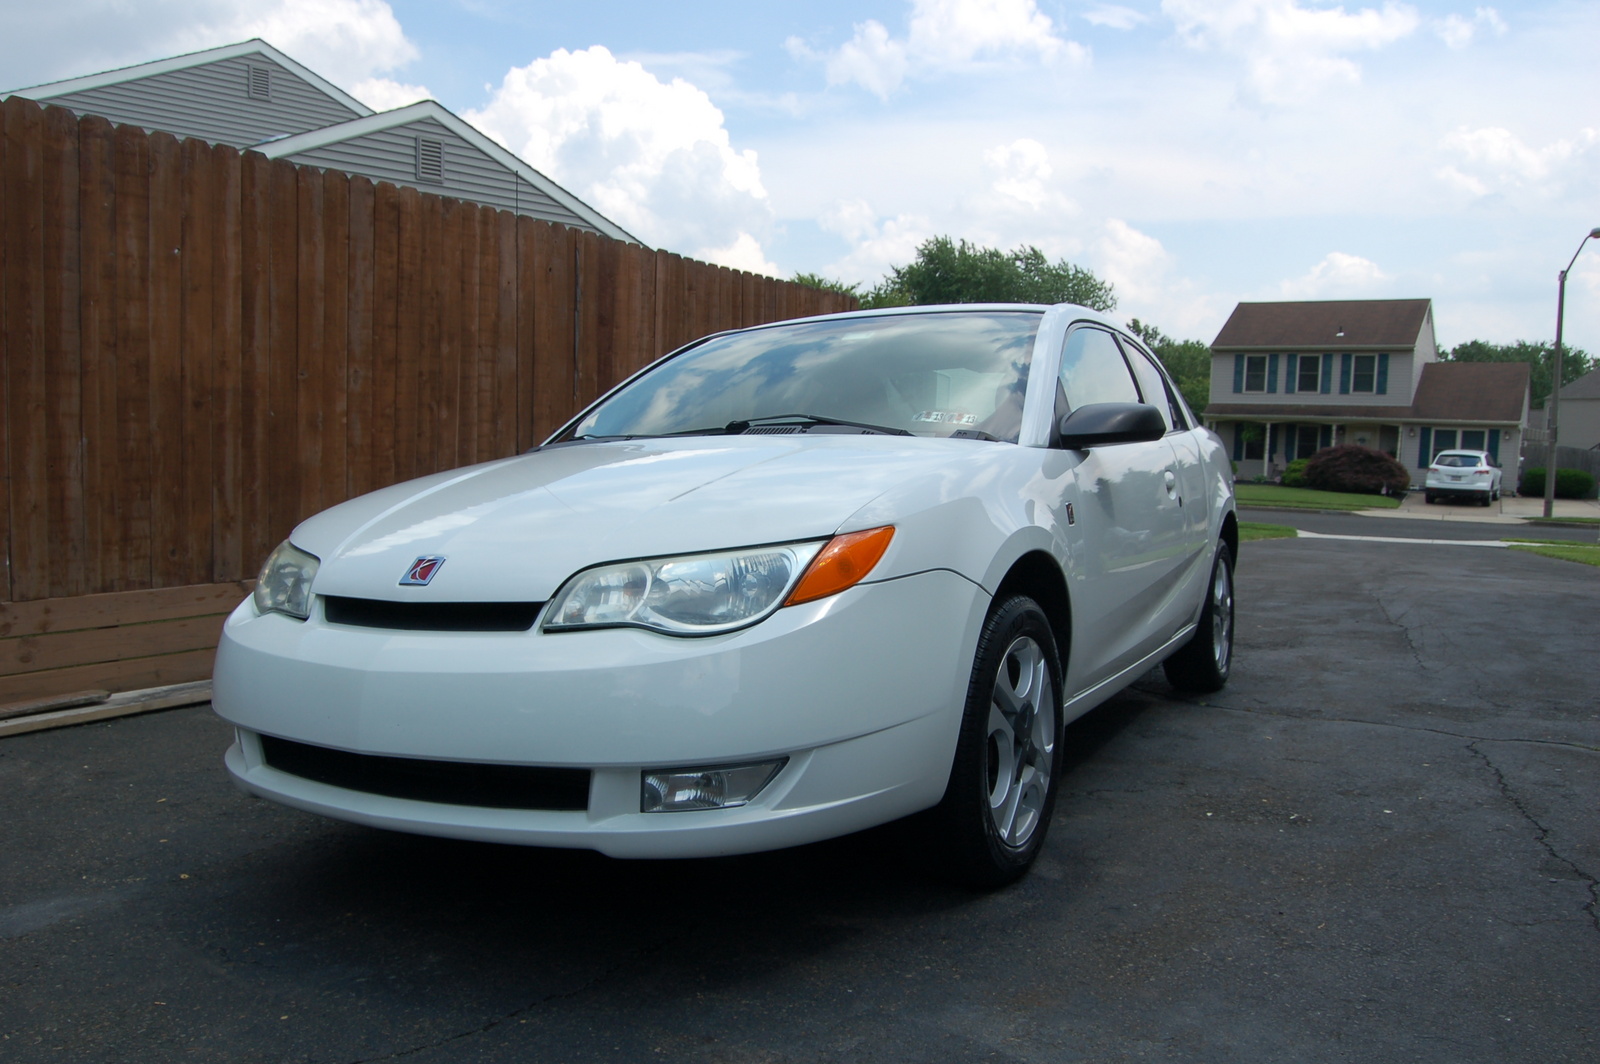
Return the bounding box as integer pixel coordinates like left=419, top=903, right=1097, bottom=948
left=1204, top=299, right=1530, bottom=487
left=5, top=39, right=640, bottom=244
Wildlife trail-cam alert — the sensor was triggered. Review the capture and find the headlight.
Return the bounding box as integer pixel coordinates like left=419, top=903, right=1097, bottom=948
left=544, top=542, right=825, bottom=636
left=253, top=540, right=320, bottom=620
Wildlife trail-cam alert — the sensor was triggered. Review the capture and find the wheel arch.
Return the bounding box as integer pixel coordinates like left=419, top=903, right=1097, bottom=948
left=992, top=550, right=1072, bottom=676
left=1220, top=508, right=1239, bottom=570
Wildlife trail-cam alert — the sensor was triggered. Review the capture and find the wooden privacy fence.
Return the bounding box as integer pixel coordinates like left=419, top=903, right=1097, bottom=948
left=0, top=96, right=855, bottom=706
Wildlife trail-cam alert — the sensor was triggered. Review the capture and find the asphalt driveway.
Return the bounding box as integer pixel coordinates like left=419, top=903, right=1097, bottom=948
left=1, top=538, right=1595, bottom=1063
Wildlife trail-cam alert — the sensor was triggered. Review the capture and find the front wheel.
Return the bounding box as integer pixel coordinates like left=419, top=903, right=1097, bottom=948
left=1164, top=543, right=1234, bottom=694
left=927, top=595, right=1063, bottom=889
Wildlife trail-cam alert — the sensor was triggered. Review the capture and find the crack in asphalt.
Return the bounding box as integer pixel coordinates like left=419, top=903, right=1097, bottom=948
left=1368, top=584, right=1431, bottom=673
left=1468, top=741, right=1600, bottom=937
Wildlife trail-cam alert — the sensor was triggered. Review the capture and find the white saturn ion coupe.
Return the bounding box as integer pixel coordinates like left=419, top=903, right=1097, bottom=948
left=213, top=304, right=1239, bottom=887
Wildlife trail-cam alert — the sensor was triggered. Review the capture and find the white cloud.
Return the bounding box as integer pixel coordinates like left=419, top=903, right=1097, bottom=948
left=984, top=138, right=1057, bottom=210
left=699, top=233, right=781, bottom=276
left=1097, top=218, right=1172, bottom=304
left=1279, top=251, right=1391, bottom=297
left=1162, top=0, right=1420, bottom=102
left=1083, top=5, right=1150, bottom=30
left=1437, top=125, right=1599, bottom=199
left=466, top=46, right=776, bottom=272
left=4, top=0, right=418, bottom=92
left=820, top=205, right=935, bottom=288
left=351, top=77, right=431, bottom=111
left=790, top=0, right=1084, bottom=99
left=1434, top=7, right=1507, bottom=49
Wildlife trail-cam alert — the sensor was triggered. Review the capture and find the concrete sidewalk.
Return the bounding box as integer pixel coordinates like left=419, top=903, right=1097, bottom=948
left=1354, top=490, right=1600, bottom=525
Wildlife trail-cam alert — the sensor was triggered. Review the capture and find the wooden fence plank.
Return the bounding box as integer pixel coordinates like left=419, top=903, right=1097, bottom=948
left=0, top=580, right=249, bottom=636
left=265, top=158, right=300, bottom=547
left=393, top=185, right=422, bottom=481
left=178, top=137, right=215, bottom=587
left=238, top=151, right=273, bottom=573
left=371, top=181, right=401, bottom=492
left=493, top=209, right=517, bottom=457
left=574, top=229, right=604, bottom=412
left=294, top=166, right=326, bottom=521
left=530, top=221, right=574, bottom=442
left=0, top=613, right=233, bottom=676
left=210, top=144, right=243, bottom=582
left=41, top=106, right=85, bottom=599
left=5, top=98, right=48, bottom=602
left=147, top=132, right=184, bottom=589
left=113, top=123, right=152, bottom=592
left=345, top=176, right=375, bottom=499
left=321, top=169, right=349, bottom=510
left=77, top=116, right=116, bottom=594
left=435, top=197, right=463, bottom=471
left=0, top=648, right=217, bottom=705
left=0, top=96, right=8, bottom=602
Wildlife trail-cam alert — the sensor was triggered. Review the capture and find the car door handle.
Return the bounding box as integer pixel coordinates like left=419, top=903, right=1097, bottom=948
left=1164, top=470, right=1178, bottom=500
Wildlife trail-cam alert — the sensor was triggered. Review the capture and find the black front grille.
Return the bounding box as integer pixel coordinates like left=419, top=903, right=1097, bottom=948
left=322, top=597, right=543, bottom=632
left=260, top=735, right=590, bottom=811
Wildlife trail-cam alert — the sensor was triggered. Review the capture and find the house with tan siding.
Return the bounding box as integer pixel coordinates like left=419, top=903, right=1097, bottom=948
left=1204, top=299, right=1530, bottom=487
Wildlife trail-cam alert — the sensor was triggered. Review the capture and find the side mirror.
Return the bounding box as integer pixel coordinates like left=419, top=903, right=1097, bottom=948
left=1057, top=403, right=1167, bottom=449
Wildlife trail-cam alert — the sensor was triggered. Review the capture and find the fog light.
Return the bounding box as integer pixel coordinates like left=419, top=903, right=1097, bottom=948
left=640, top=759, right=787, bottom=813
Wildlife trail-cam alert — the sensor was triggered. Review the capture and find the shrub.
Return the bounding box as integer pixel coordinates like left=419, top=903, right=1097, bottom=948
left=1281, top=458, right=1311, bottom=488
left=1303, top=444, right=1410, bottom=496
left=1520, top=467, right=1599, bottom=499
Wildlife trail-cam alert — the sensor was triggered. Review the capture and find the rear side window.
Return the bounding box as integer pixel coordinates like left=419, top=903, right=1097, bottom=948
left=1122, top=343, right=1188, bottom=432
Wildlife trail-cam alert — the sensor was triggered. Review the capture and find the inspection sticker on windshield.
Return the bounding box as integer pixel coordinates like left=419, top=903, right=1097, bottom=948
left=914, top=410, right=978, bottom=425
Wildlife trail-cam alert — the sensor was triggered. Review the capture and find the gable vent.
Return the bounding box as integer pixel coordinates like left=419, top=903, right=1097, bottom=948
left=246, top=66, right=271, bottom=100
left=415, top=137, right=445, bottom=184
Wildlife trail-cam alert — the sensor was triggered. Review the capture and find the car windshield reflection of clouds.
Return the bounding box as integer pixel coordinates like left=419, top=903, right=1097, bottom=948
left=571, top=311, right=1042, bottom=443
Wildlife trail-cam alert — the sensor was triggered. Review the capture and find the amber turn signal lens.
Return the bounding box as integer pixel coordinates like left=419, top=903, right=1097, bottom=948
left=785, top=526, right=895, bottom=606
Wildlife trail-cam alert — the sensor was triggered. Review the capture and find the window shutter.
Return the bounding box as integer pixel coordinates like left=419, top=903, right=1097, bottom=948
left=1232, top=354, right=1244, bottom=394
left=1285, top=354, right=1297, bottom=394
left=1418, top=427, right=1432, bottom=467
left=1232, top=424, right=1243, bottom=462
left=1376, top=353, right=1389, bottom=395
left=1488, top=429, right=1501, bottom=464
left=1339, top=353, right=1352, bottom=394
left=1267, top=353, right=1279, bottom=393
left=1320, top=425, right=1333, bottom=450
left=1321, top=354, right=1333, bottom=393
left=1284, top=423, right=1297, bottom=460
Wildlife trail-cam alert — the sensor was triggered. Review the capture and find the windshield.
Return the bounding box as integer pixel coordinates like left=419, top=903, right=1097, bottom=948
left=562, top=310, right=1042, bottom=443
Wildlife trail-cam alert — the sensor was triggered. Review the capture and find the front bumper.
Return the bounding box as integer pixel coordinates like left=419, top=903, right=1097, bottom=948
left=213, top=570, right=987, bottom=857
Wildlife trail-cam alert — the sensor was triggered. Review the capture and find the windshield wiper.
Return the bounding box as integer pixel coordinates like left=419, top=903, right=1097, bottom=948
left=726, top=413, right=912, bottom=437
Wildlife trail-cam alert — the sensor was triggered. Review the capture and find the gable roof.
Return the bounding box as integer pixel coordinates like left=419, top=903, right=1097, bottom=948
left=1410, top=362, right=1528, bottom=422
left=257, top=100, right=644, bottom=246
left=1559, top=367, right=1600, bottom=400
left=1213, top=299, right=1432, bottom=350
left=4, top=39, right=373, bottom=119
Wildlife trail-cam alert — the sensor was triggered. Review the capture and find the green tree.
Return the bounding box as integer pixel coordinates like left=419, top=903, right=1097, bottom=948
left=1127, top=318, right=1212, bottom=414
left=861, top=236, right=1116, bottom=312
left=790, top=272, right=860, bottom=298
left=1442, top=339, right=1593, bottom=409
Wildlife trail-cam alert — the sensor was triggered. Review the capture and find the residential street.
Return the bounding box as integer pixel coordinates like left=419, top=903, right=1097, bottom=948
left=2, top=538, right=1596, bottom=1064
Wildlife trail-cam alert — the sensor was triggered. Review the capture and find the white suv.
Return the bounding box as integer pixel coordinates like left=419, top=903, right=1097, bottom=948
left=1424, top=450, right=1503, bottom=506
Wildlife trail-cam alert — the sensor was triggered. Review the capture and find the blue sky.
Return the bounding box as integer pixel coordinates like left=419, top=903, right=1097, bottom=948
left=4, top=0, right=1599, bottom=356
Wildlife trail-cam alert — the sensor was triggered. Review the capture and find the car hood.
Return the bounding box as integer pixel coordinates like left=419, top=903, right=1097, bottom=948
left=295, top=435, right=988, bottom=601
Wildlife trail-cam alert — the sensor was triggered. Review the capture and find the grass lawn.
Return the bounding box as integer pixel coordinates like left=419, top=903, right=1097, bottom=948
left=1240, top=522, right=1298, bottom=542
left=1234, top=483, right=1401, bottom=511
left=1506, top=542, right=1600, bottom=568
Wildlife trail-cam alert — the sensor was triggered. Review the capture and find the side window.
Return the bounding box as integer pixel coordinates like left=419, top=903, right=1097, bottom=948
left=1122, top=343, right=1185, bottom=432
left=1059, top=327, right=1139, bottom=411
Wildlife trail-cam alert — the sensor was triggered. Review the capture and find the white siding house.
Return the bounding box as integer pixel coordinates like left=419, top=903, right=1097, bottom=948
left=1204, top=299, right=1530, bottom=487
left=5, top=40, right=641, bottom=245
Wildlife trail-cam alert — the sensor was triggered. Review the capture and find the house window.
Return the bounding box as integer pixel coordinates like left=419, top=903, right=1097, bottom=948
left=1431, top=428, right=1458, bottom=459
left=247, top=66, right=272, bottom=100
left=1244, top=354, right=1267, bottom=392
left=1297, top=354, right=1320, bottom=393
left=1295, top=424, right=1320, bottom=459
left=415, top=137, right=445, bottom=184
left=1461, top=429, right=1486, bottom=451
left=1351, top=353, right=1377, bottom=392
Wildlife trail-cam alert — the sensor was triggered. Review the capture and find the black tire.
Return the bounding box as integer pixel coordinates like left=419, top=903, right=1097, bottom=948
left=1163, top=543, right=1234, bottom=694
left=1424, top=492, right=1436, bottom=504
left=927, top=595, right=1064, bottom=889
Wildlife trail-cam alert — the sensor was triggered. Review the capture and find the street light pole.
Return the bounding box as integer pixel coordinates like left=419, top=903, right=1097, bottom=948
left=1543, top=227, right=1600, bottom=519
